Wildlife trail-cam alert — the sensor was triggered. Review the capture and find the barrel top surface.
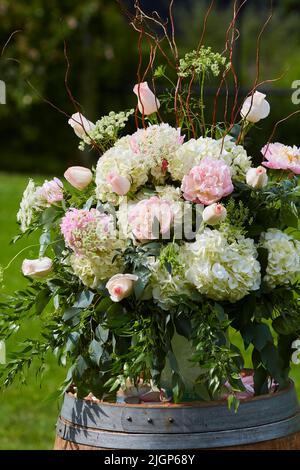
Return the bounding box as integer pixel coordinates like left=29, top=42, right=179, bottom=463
left=60, top=380, right=300, bottom=435
left=67, top=379, right=295, bottom=408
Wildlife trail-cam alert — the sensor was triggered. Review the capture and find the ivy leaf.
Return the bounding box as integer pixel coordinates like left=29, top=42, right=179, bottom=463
left=62, top=307, right=82, bottom=325
left=167, top=350, right=179, bottom=373
left=65, top=332, right=80, bottom=354
left=260, top=343, right=286, bottom=388
left=95, top=297, right=113, bottom=314
left=134, top=267, right=151, bottom=300
left=89, top=339, right=103, bottom=366
left=281, top=202, right=298, bottom=229
left=83, top=196, right=95, bottom=210
left=95, top=325, right=109, bottom=343
left=174, top=316, right=192, bottom=339
left=242, top=322, right=273, bottom=351
left=35, top=288, right=50, bottom=315
left=40, top=207, right=58, bottom=229
left=39, top=231, right=51, bottom=256
left=106, top=303, right=130, bottom=329
left=74, top=355, right=89, bottom=379
left=73, top=291, right=94, bottom=309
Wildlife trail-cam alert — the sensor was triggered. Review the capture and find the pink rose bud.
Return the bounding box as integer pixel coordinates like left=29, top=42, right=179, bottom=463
left=181, top=158, right=234, bottom=205
left=64, top=166, right=93, bottom=190
left=106, top=274, right=138, bottom=302
left=22, top=257, right=53, bottom=279
left=133, top=82, right=160, bottom=116
left=68, top=112, right=95, bottom=139
left=202, top=203, right=227, bottom=225
left=246, top=166, right=268, bottom=189
left=106, top=172, right=131, bottom=196
left=240, top=91, right=270, bottom=123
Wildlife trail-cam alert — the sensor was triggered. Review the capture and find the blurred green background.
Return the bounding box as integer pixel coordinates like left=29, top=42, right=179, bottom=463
left=0, top=0, right=300, bottom=449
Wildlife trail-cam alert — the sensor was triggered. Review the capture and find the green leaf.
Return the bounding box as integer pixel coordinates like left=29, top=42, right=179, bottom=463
left=167, top=350, right=179, bottom=373
left=106, top=304, right=130, bottom=329
left=73, top=290, right=94, bottom=309
left=95, top=325, right=109, bottom=343
left=95, top=297, right=113, bottom=314
left=281, top=202, right=299, bottom=228
left=39, top=231, right=51, bottom=256
left=260, top=343, right=286, bottom=388
left=35, top=288, right=50, bottom=315
left=83, top=196, right=95, bottom=210
left=62, top=307, right=81, bottom=325
left=174, top=317, right=192, bottom=339
left=65, top=332, right=80, bottom=354
left=74, top=355, right=89, bottom=379
left=242, top=322, right=273, bottom=351
left=89, top=339, right=103, bottom=366
left=134, top=267, right=151, bottom=300
left=40, top=207, right=58, bottom=229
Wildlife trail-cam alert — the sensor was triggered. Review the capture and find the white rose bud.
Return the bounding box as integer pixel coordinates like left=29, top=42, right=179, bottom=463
left=64, top=166, right=93, bottom=190
left=202, top=203, right=227, bottom=226
left=106, top=274, right=138, bottom=302
left=246, top=166, right=268, bottom=189
left=22, top=257, right=53, bottom=279
left=68, top=112, right=95, bottom=139
left=240, top=91, right=270, bottom=123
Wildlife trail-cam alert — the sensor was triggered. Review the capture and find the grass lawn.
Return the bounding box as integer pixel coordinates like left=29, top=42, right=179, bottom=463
left=0, top=172, right=299, bottom=449
left=0, top=173, right=65, bottom=450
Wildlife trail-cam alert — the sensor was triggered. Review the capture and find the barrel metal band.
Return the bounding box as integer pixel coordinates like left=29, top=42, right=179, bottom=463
left=56, top=412, right=300, bottom=450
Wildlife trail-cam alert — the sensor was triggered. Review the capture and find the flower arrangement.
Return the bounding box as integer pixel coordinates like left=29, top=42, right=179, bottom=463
left=1, top=3, right=300, bottom=408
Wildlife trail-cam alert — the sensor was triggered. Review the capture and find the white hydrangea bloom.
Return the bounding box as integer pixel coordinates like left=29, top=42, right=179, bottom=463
left=148, top=251, right=193, bottom=310
left=183, top=228, right=261, bottom=302
left=70, top=252, right=124, bottom=289
left=95, top=144, right=149, bottom=204
left=130, top=123, right=184, bottom=183
left=260, top=229, right=300, bottom=288
left=154, top=185, right=182, bottom=202
left=168, top=136, right=251, bottom=181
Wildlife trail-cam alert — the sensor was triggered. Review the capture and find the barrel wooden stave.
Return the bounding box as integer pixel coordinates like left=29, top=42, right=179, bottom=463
left=54, top=431, right=300, bottom=450
left=54, top=382, right=300, bottom=450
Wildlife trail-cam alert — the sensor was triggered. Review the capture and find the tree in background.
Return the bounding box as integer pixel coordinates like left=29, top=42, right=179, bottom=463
left=0, top=0, right=299, bottom=174
left=0, top=0, right=138, bottom=173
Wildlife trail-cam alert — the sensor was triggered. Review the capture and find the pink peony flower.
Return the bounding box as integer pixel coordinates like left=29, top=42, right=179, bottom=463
left=133, top=82, right=160, bottom=116
left=128, top=196, right=174, bottom=241
left=261, top=143, right=300, bottom=174
left=181, top=158, right=234, bottom=205
left=60, top=208, right=112, bottom=255
left=35, top=178, right=63, bottom=205
left=106, top=172, right=131, bottom=196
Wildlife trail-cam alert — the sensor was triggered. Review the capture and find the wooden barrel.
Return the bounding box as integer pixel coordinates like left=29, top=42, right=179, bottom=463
left=54, top=381, right=300, bottom=450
